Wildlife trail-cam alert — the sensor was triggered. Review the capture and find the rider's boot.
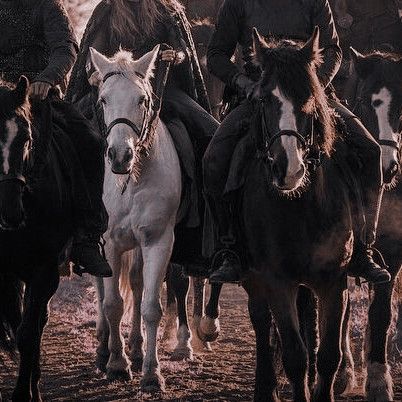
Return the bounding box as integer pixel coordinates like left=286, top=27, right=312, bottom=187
left=348, top=189, right=391, bottom=284
left=71, top=231, right=112, bottom=277
left=207, top=196, right=242, bottom=284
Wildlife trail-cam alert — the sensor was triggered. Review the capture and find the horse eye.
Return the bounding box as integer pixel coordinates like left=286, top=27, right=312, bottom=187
left=99, top=97, right=106, bottom=105
left=372, top=99, right=383, bottom=108
left=138, top=95, right=146, bottom=105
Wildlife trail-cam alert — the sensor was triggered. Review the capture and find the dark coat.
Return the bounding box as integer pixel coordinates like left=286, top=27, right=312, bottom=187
left=0, top=0, right=77, bottom=88
left=65, top=1, right=211, bottom=113
left=207, top=0, right=342, bottom=89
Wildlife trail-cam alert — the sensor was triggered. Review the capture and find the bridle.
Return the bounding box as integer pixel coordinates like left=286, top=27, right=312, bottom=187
left=258, top=97, right=322, bottom=169
left=102, top=71, right=154, bottom=155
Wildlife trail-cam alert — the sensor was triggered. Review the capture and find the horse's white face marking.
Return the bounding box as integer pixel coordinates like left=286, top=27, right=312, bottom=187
left=372, top=87, right=399, bottom=175
left=272, top=86, right=305, bottom=190
left=1, top=118, right=18, bottom=174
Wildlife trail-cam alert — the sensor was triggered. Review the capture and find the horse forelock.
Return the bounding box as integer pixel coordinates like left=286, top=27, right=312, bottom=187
left=259, top=42, right=336, bottom=156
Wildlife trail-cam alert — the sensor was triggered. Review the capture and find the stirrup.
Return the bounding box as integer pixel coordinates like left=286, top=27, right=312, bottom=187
left=210, top=248, right=240, bottom=272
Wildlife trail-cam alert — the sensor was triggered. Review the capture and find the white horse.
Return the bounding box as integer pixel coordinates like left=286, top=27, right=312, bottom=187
left=89, top=46, right=193, bottom=392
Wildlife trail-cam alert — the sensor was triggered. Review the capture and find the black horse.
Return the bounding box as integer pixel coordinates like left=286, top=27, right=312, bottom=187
left=338, top=48, right=402, bottom=401
left=0, top=76, right=76, bottom=402
left=239, top=28, right=355, bottom=402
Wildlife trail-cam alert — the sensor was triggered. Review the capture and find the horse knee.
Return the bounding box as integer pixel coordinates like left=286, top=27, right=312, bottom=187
left=141, top=300, right=162, bottom=324
left=103, top=295, right=124, bottom=320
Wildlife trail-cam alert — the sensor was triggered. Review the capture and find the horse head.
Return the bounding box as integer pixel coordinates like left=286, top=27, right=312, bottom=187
left=349, top=48, right=402, bottom=186
left=89, top=46, right=160, bottom=176
left=0, top=76, right=32, bottom=230
left=252, top=27, right=336, bottom=196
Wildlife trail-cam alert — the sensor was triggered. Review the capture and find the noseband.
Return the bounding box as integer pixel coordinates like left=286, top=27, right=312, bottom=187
left=102, top=71, right=152, bottom=154
left=258, top=98, right=321, bottom=168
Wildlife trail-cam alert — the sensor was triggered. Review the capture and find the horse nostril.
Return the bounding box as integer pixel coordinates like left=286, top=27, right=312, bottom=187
left=296, top=165, right=305, bottom=180
left=123, top=148, right=133, bottom=163
left=390, top=161, right=399, bottom=174
left=107, top=147, right=116, bottom=161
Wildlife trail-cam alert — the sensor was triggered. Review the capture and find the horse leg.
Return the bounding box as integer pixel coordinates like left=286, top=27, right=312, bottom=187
left=248, top=294, right=279, bottom=402
left=197, top=283, right=222, bottom=343
left=169, top=264, right=193, bottom=361
left=13, top=267, right=59, bottom=402
left=191, top=277, right=212, bottom=352
left=103, top=249, right=132, bottom=381
left=364, top=275, right=396, bottom=402
left=93, top=277, right=109, bottom=373
left=162, top=264, right=178, bottom=347
left=139, top=230, right=174, bottom=392
left=128, top=249, right=144, bottom=372
left=268, top=284, right=309, bottom=402
left=313, top=281, right=347, bottom=402
left=334, top=293, right=356, bottom=395
left=297, top=286, right=318, bottom=392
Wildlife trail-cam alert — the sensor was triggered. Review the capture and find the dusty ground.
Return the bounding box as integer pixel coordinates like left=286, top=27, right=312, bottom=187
left=0, top=276, right=401, bottom=401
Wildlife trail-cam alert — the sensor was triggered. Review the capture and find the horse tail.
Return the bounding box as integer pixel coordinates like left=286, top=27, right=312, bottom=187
left=119, top=250, right=134, bottom=317
left=0, top=273, right=23, bottom=356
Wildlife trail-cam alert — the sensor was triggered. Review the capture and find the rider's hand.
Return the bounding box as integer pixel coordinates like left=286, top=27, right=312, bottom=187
left=29, top=81, right=52, bottom=100
left=233, top=73, right=258, bottom=100
left=160, top=49, right=185, bottom=65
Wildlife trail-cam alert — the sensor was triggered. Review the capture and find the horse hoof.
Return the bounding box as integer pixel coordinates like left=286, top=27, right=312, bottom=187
left=334, top=366, right=355, bottom=395
left=95, top=354, right=109, bottom=373
left=197, top=316, right=220, bottom=342
left=130, top=357, right=143, bottom=372
left=140, top=373, right=165, bottom=393
left=365, top=362, right=393, bottom=401
left=171, top=346, right=194, bottom=361
left=106, top=368, right=132, bottom=382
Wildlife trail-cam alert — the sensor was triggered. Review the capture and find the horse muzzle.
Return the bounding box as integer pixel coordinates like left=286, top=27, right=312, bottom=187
left=108, top=146, right=134, bottom=175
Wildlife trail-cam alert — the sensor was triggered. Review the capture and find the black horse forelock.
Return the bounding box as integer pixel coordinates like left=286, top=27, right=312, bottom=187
left=258, top=40, right=337, bottom=156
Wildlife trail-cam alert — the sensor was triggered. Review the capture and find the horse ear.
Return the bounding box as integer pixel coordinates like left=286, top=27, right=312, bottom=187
left=301, top=26, right=322, bottom=65
left=350, top=47, right=374, bottom=77
left=252, top=27, right=267, bottom=66
left=12, top=75, right=29, bottom=108
left=89, top=47, right=112, bottom=77
left=133, top=45, right=161, bottom=81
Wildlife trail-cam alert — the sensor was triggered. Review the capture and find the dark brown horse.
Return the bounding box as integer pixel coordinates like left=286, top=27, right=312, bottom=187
left=0, top=77, right=75, bottom=402
left=241, top=28, right=354, bottom=402
left=339, top=48, right=402, bottom=401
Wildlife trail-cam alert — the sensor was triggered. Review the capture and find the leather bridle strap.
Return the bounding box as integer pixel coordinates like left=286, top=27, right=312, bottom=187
left=266, top=130, right=308, bottom=153
left=105, top=117, right=142, bottom=138
left=378, top=139, right=400, bottom=150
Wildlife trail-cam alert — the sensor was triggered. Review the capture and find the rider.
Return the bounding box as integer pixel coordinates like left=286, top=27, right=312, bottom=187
left=330, top=0, right=402, bottom=97
left=0, top=0, right=112, bottom=277
left=204, top=0, right=392, bottom=284
left=66, top=0, right=219, bottom=273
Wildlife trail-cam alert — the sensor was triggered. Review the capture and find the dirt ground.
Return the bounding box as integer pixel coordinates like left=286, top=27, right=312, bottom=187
left=1, top=276, right=401, bottom=402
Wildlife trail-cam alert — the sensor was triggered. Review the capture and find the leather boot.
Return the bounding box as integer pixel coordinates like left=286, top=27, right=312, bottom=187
left=348, top=188, right=391, bottom=284
left=206, top=196, right=242, bottom=283
left=70, top=232, right=112, bottom=277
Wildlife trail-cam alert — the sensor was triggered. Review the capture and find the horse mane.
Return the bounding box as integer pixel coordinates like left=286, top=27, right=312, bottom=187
left=256, top=38, right=337, bottom=156
left=0, top=80, right=31, bottom=122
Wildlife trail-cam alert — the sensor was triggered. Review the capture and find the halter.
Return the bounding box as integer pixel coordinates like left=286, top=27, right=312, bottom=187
left=258, top=97, right=321, bottom=169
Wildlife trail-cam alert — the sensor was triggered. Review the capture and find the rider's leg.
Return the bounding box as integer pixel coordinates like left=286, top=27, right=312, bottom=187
left=57, top=102, right=112, bottom=277
left=334, top=101, right=391, bottom=284
left=203, top=101, right=253, bottom=283
left=162, top=88, right=219, bottom=153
